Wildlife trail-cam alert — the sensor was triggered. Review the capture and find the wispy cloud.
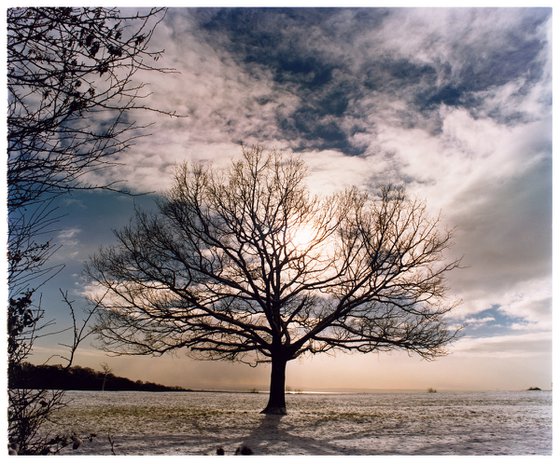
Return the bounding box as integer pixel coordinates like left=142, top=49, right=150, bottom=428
left=54, top=227, right=83, bottom=260
left=453, top=331, right=552, bottom=358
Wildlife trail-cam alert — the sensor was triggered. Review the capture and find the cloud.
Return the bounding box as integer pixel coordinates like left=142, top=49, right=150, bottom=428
left=53, top=227, right=83, bottom=261
left=452, top=331, right=552, bottom=358
left=361, top=8, right=549, bottom=89
left=63, top=198, right=87, bottom=208
left=57, top=227, right=81, bottom=241
left=464, top=316, right=496, bottom=328
left=457, top=303, right=549, bottom=339
left=83, top=8, right=551, bottom=189
left=445, top=149, right=551, bottom=321
left=82, top=10, right=300, bottom=193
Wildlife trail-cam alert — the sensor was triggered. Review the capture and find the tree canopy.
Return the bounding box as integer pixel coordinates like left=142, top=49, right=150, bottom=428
left=88, top=146, right=460, bottom=414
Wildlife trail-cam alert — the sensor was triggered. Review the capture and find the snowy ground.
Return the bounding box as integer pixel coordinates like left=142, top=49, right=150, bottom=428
left=46, top=390, right=551, bottom=455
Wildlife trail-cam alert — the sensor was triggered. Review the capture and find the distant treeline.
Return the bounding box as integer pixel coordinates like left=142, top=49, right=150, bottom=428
left=9, top=363, right=189, bottom=392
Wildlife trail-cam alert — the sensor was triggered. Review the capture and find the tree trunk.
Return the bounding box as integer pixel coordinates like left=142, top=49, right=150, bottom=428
left=261, top=355, right=288, bottom=415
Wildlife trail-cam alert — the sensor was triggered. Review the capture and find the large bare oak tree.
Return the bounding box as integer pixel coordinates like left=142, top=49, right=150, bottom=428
left=88, top=146, right=460, bottom=414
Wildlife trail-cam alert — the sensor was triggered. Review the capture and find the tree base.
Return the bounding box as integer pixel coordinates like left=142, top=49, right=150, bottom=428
left=260, top=405, right=287, bottom=415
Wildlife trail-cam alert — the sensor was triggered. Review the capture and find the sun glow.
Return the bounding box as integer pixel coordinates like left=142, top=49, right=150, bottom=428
left=291, top=225, right=316, bottom=251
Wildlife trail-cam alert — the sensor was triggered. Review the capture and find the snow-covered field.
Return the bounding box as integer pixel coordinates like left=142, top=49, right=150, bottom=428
left=47, top=390, right=551, bottom=455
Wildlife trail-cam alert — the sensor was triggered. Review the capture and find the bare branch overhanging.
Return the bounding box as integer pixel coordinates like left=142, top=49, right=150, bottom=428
left=7, top=7, right=182, bottom=450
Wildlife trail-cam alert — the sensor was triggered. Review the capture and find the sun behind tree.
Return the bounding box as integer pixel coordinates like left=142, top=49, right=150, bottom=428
left=291, top=225, right=316, bottom=251
left=87, top=145, right=461, bottom=415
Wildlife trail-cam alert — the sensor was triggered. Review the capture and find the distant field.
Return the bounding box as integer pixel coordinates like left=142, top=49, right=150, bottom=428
left=47, top=390, right=552, bottom=455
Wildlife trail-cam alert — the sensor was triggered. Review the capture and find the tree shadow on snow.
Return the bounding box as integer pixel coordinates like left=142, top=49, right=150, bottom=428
left=240, top=414, right=377, bottom=455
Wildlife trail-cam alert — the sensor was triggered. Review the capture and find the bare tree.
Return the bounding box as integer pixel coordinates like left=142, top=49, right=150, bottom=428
left=100, top=362, right=113, bottom=391
left=87, top=146, right=461, bottom=415
left=7, top=291, right=97, bottom=455
left=7, top=7, right=176, bottom=453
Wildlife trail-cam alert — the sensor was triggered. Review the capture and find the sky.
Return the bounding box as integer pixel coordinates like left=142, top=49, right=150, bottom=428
left=8, top=5, right=554, bottom=392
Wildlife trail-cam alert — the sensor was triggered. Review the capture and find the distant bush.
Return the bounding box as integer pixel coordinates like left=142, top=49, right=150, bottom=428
left=9, top=363, right=189, bottom=392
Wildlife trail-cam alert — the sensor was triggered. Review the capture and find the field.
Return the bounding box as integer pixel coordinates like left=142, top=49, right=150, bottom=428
left=47, top=390, right=552, bottom=455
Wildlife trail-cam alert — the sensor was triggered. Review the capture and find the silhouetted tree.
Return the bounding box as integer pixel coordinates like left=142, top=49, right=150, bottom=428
left=88, top=146, right=460, bottom=415
left=7, top=7, right=175, bottom=453
left=100, top=362, right=113, bottom=391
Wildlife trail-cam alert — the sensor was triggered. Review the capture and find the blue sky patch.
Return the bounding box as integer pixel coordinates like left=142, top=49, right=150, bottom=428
left=460, top=306, right=530, bottom=337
